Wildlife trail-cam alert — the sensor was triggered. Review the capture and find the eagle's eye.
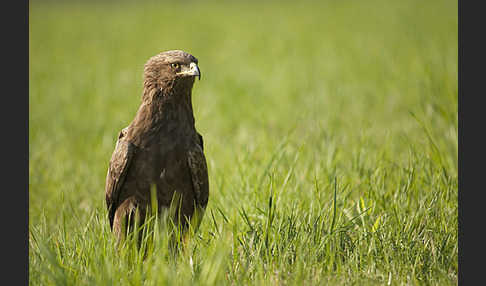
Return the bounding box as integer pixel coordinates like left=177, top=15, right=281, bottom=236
left=171, top=63, right=180, bottom=69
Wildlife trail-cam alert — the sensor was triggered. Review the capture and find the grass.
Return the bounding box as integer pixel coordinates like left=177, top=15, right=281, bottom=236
left=29, top=0, right=457, bottom=285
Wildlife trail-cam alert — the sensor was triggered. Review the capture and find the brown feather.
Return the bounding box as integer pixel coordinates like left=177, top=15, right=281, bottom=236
left=105, top=50, right=208, bottom=241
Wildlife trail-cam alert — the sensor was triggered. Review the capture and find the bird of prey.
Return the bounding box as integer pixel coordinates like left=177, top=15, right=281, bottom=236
left=105, top=50, right=209, bottom=242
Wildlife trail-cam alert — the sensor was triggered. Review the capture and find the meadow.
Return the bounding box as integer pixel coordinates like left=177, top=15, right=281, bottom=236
left=29, top=0, right=458, bottom=285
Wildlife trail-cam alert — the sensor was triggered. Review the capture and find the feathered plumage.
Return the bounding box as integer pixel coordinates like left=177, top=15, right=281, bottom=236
left=105, top=50, right=208, bottom=240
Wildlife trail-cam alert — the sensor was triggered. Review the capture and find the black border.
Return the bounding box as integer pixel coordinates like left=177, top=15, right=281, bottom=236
left=5, top=0, right=28, bottom=284
left=458, top=0, right=483, bottom=285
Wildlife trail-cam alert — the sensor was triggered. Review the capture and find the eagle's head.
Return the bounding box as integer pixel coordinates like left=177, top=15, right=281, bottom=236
left=143, top=50, right=201, bottom=100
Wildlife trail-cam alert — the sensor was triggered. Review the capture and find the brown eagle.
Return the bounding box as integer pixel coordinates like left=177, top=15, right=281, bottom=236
left=105, top=50, right=209, bottom=241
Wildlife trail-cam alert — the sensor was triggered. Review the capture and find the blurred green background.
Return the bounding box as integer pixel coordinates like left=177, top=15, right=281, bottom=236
left=30, top=0, right=457, bottom=285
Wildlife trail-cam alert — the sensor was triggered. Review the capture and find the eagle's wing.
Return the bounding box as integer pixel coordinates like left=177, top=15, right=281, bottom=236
left=187, top=133, right=209, bottom=228
left=105, top=127, right=136, bottom=229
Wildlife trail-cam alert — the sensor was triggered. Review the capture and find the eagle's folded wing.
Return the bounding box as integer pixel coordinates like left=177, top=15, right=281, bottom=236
left=187, top=134, right=209, bottom=209
left=105, top=128, right=136, bottom=229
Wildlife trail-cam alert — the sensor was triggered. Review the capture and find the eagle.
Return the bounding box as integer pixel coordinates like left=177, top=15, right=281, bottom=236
left=105, top=50, right=209, bottom=242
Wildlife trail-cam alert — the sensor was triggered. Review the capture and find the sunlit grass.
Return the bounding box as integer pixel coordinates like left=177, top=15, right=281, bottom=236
left=29, top=0, right=457, bottom=285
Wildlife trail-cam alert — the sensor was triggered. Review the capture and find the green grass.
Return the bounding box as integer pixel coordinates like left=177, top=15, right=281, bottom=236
left=29, top=0, right=458, bottom=285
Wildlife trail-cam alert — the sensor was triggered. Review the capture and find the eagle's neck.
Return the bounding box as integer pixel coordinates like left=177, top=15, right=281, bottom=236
left=127, top=83, right=195, bottom=146
left=154, top=86, right=195, bottom=126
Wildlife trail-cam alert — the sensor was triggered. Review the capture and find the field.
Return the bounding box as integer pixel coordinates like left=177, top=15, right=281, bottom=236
left=29, top=0, right=458, bottom=285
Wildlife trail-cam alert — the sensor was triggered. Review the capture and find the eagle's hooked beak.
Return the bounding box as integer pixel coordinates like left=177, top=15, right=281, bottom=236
left=177, top=62, right=201, bottom=80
